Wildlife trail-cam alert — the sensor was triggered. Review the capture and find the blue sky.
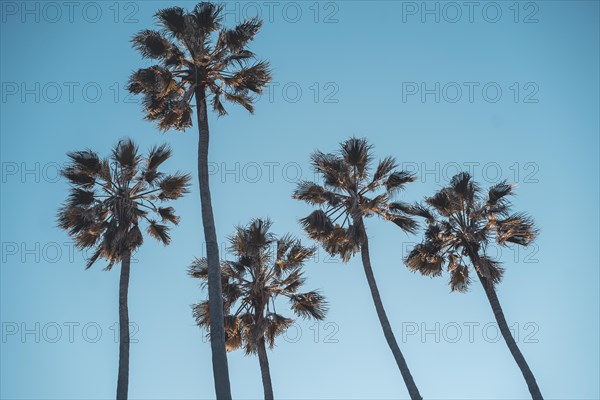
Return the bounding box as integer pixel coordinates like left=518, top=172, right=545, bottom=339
left=1, top=1, right=599, bottom=399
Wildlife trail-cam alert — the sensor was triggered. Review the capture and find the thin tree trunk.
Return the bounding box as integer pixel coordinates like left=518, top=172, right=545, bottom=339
left=356, top=220, right=422, bottom=400
left=256, top=337, right=274, bottom=400
left=468, top=252, right=543, bottom=400
left=116, top=250, right=131, bottom=400
left=195, top=86, right=232, bottom=400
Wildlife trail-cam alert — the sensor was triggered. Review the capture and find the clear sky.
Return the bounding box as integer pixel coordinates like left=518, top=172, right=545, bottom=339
left=1, top=1, right=599, bottom=399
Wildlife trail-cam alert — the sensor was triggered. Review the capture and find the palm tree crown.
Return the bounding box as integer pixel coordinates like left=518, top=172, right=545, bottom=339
left=128, top=2, right=272, bottom=131
left=189, top=218, right=327, bottom=353
left=293, top=137, right=418, bottom=260
left=406, top=172, right=538, bottom=291
left=57, top=139, right=191, bottom=268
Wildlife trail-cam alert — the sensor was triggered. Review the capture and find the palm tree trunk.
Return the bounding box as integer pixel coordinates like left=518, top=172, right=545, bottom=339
left=468, top=252, right=543, bottom=399
left=195, top=86, right=232, bottom=400
left=356, top=220, right=422, bottom=400
left=116, top=250, right=131, bottom=400
left=256, top=337, right=274, bottom=400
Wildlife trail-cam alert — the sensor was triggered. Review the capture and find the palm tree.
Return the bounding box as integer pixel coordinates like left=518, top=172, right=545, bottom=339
left=189, top=218, right=327, bottom=400
left=406, top=172, right=543, bottom=399
left=293, top=137, right=422, bottom=400
left=57, top=139, right=190, bottom=400
left=128, top=4, right=271, bottom=396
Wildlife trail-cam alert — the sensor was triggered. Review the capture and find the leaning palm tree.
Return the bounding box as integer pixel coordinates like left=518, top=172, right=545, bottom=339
left=293, top=137, right=422, bottom=400
left=189, top=218, right=327, bottom=400
left=128, top=4, right=271, bottom=396
left=406, top=172, right=543, bottom=399
left=57, top=139, right=190, bottom=400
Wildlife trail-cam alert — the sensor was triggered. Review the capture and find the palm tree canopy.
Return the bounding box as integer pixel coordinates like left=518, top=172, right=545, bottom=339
left=406, top=172, right=538, bottom=292
left=189, top=218, right=327, bottom=353
left=293, top=137, right=418, bottom=261
left=57, top=139, right=191, bottom=270
left=128, top=2, right=272, bottom=131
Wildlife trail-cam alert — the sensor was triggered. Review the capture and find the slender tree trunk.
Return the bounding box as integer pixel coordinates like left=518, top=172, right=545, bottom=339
left=195, top=87, right=232, bottom=400
left=468, top=252, right=543, bottom=400
left=256, top=337, right=274, bottom=400
left=356, top=219, right=422, bottom=400
left=116, top=250, right=131, bottom=400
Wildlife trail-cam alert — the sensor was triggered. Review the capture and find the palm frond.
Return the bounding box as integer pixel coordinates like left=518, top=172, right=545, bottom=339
left=310, top=151, right=349, bottom=190
left=158, top=173, right=191, bottom=200
left=188, top=258, right=209, bottom=280
left=372, top=156, right=397, bottom=183
left=475, top=255, right=504, bottom=285
left=299, top=210, right=334, bottom=241
left=224, top=315, right=242, bottom=351
left=218, top=17, right=262, bottom=53
left=57, top=205, right=96, bottom=236
left=495, top=213, right=538, bottom=246
left=388, top=201, right=414, bottom=215
left=128, top=66, right=178, bottom=97
left=146, top=143, right=172, bottom=172
left=155, top=7, right=186, bottom=38
left=290, top=291, right=327, bottom=320
left=67, top=188, right=96, bottom=207
left=192, top=301, right=210, bottom=328
left=322, top=226, right=358, bottom=262
left=75, top=227, right=103, bottom=249
left=222, top=91, right=254, bottom=113
left=385, top=171, right=416, bottom=193
left=285, top=242, right=316, bottom=269
left=192, top=2, right=223, bottom=36
left=157, top=206, right=180, bottom=224
left=448, top=253, right=470, bottom=292
left=450, top=172, right=478, bottom=205
left=426, top=189, right=457, bottom=217
left=409, top=203, right=436, bottom=224
left=293, top=181, right=342, bottom=207
left=85, top=248, right=103, bottom=270
left=211, top=90, right=228, bottom=116
left=66, top=150, right=102, bottom=177
left=221, top=49, right=255, bottom=68
left=158, top=105, right=192, bottom=132
left=387, top=215, right=418, bottom=234
left=112, top=138, right=140, bottom=171
left=146, top=219, right=171, bottom=245
left=62, top=167, right=96, bottom=188
left=361, top=194, right=388, bottom=215
left=132, top=29, right=172, bottom=60
left=487, top=181, right=513, bottom=205
left=340, top=137, right=372, bottom=180
left=265, top=313, right=294, bottom=348
left=405, top=244, right=444, bottom=277
left=277, top=268, right=306, bottom=293
left=222, top=61, right=271, bottom=93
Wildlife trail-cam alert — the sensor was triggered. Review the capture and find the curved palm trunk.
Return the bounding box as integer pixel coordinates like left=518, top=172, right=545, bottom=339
left=116, top=250, right=131, bottom=400
left=256, top=337, right=274, bottom=400
left=469, top=252, right=543, bottom=400
left=195, top=87, right=232, bottom=399
left=357, top=221, right=422, bottom=400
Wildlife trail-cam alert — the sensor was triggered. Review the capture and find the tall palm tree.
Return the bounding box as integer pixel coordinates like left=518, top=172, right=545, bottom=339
left=293, top=137, right=422, bottom=400
left=406, top=172, right=543, bottom=399
left=189, top=218, right=327, bottom=400
left=128, top=4, right=271, bottom=396
left=57, top=139, right=190, bottom=400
